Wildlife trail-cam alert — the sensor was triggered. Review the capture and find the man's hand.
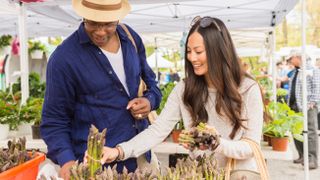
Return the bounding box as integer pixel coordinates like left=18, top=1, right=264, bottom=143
left=308, top=102, right=316, bottom=109
left=126, top=97, right=151, bottom=120
left=59, top=160, right=75, bottom=180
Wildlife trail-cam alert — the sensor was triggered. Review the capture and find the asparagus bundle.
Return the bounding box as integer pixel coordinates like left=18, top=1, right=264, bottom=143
left=0, top=137, right=35, bottom=173
left=161, top=154, right=224, bottom=180
left=178, top=122, right=220, bottom=151
left=69, top=125, right=106, bottom=180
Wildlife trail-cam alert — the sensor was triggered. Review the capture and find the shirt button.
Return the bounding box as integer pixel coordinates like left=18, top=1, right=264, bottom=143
left=132, top=125, right=136, bottom=128
left=119, top=88, right=123, bottom=92
left=98, top=52, right=102, bottom=55
left=108, top=70, right=113, bottom=75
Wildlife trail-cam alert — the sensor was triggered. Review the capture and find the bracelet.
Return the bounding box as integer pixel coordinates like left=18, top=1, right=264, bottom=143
left=115, top=146, right=124, bottom=161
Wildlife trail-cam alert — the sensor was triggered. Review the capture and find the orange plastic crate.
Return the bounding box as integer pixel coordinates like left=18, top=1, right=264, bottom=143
left=0, top=152, right=46, bottom=180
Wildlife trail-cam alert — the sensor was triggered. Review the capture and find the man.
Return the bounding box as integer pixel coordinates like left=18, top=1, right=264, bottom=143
left=40, top=0, right=161, bottom=179
left=287, top=50, right=319, bottom=169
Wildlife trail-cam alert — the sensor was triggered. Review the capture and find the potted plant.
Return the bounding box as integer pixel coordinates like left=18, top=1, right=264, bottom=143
left=28, top=40, right=47, bottom=59
left=0, top=34, right=12, bottom=55
left=19, top=98, right=43, bottom=139
left=171, top=120, right=184, bottom=143
left=263, top=102, right=303, bottom=151
left=0, top=96, right=20, bottom=140
left=18, top=98, right=43, bottom=138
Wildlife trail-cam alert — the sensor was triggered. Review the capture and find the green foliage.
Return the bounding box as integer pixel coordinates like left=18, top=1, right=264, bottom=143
left=0, top=72, right=45, bottom=129
left=156, top=82, right=175, bottom=115
left=0, top=34, right=12, bottom=48
left=48, top=37, right=63, bottom=46
left=174, top=120, right=184, bottom=130
left=145, top=45, right=155, bottom=57
left=0, top=100, right=19, bottom=130
left=19, top=98, right=44, bottom=125
left=28, top=40, right=47, bottom=53
left=12, top=72, right=46, bottom=98
left=263, top=102, right=303, bottom=141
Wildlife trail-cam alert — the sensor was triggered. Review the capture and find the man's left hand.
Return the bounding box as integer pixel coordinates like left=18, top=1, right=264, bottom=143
left=126, top=97, right=151, bottom=120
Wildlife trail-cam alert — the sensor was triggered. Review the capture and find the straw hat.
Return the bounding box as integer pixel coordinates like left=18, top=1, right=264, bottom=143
left=72, top=0, right=131, bottom=22
left=286, top=49, right=302, bottom=61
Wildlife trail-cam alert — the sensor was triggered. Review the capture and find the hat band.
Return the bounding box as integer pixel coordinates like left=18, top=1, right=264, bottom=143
left=82, top=0, right=122, bottom=11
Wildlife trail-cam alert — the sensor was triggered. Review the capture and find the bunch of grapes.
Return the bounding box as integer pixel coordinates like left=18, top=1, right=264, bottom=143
left=178, top=122, right=220, bottom=151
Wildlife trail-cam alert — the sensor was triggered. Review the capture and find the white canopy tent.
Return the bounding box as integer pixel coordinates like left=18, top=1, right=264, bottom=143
left=0, top=0, right=298, bottom=36
left=147, top=52, right=174, bottom=69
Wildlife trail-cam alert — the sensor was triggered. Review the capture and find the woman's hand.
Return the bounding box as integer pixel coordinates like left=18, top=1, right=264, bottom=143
left=83, top=146, right=123, bottom=165
left=179, top=123, right=220, bottom=151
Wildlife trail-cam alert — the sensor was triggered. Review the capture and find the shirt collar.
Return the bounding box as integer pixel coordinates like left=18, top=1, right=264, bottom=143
left=78, top=22, right=90, bottom=44
left=77, top=22, right=130, bottom=45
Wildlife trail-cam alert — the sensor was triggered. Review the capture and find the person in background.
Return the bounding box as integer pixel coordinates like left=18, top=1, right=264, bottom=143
left=94, top=16, right=266, bottom=175
left=40, top=0, right=161, bottom=179
left=315, top=58, right=320, bottom=131
left=287, top=50, right=319, bottom=169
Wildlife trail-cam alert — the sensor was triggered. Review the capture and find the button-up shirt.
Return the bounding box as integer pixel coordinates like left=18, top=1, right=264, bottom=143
left=288, top=67, right=320, bottom=111
left=40, top=23, right=161, bottom=172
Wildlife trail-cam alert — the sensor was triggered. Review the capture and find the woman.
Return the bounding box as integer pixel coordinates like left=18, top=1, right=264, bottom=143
left=95, top=16, right=264, bottom=173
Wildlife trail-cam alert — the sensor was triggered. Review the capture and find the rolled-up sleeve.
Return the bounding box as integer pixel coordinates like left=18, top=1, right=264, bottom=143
left=40, top=52, right=76, bottom=166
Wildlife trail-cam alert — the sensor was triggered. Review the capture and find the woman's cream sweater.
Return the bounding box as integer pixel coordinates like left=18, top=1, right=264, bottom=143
left=119, top=77, right=264, bottom=172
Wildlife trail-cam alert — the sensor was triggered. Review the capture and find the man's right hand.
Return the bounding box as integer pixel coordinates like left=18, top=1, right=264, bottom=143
left=59, top=160, right=75, bottom=180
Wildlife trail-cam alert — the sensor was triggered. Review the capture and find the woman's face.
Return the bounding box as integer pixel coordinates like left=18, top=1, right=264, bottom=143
left=187, top=32, right=208, bottom=77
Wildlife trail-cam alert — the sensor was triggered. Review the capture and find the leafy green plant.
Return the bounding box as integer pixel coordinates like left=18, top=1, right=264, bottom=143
left=174, top=120, right=184, bottom=130
left=156, top=82, right=175, bottom=115
left=276, top=88, right=288, bottom=102
left=19, top=98, right=44, bottom=125
left=28, top=40, right=47, bottom=53
left=263, top=102, right=303, bottom=141
left=12, top=72, right=46, bottom=98
left=0, top=99, right=20, bottom=130
left=0, top=34, right=12, bottom=48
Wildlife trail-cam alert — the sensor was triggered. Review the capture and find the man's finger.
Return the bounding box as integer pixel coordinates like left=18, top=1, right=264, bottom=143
left=126, top=99, right=139, bottom=109
left=130, top=103, right=147, bottom=112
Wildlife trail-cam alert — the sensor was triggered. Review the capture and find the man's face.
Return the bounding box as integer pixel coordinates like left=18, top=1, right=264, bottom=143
left=290, top=56, right=301, bottom=67
left=83, top=19, right=119, bottom=47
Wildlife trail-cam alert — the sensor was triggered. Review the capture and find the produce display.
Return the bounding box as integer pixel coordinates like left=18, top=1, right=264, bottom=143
left=178, top=122, right=220, bottom=151
left=0, top=137, right=36, bottom=172
left=40, top=124, right=224, bottom=180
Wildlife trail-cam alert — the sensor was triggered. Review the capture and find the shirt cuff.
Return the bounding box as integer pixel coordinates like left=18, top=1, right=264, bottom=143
left=56, top=149, right=76, bottom=167
left=214, top=138, right=226, bottom=154
left=117, top=143, right=132, bottom=160
left=144, top=93, right=156, bottom=110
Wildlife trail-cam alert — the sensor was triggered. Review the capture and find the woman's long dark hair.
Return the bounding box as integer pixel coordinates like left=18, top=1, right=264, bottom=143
left=183, top=17, right=246, bottom=139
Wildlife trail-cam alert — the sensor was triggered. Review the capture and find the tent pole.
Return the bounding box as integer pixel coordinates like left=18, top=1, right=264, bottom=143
left=154, top=37, right=159, bottom=86
left=18, top=2, right=29, bottom=104
left=271, top=30, right=277, bottom=103
left=301, top=0, right=309, bottom=179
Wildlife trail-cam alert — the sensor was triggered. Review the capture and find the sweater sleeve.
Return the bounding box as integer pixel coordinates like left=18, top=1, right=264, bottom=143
left=119, top=83, right=183, bottom=159
left=215, top=83, right=264, bottom=159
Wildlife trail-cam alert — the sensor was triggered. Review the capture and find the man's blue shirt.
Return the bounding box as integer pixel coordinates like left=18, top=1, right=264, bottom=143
left=40, top=23, right=161, bottom=172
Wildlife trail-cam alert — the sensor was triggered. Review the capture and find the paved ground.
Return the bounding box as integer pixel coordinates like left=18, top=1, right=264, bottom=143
left=266, top=135, right=320, bottom=180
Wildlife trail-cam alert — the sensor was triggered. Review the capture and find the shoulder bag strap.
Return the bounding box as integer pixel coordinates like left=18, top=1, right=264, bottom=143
left=225, top=138, right=269, bottom=180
